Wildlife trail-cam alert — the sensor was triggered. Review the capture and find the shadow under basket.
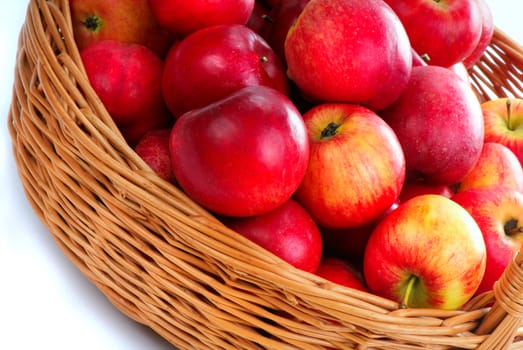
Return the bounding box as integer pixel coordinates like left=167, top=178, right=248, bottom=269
left=8, top=0, right=523, bottom=349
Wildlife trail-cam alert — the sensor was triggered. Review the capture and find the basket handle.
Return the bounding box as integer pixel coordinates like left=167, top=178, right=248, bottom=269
left=475, top=244, right=523, bottom=349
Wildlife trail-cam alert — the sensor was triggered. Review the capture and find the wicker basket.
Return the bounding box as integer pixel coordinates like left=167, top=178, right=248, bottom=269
left=8, top=0, right=523, bottom=349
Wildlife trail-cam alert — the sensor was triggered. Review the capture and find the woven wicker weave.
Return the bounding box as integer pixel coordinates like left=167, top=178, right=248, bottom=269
left=8, top=0, right=523, bottom=349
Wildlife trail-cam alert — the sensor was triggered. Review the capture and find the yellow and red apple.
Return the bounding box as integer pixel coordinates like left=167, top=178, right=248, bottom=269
left=482, top=98, right=523, bottom=167
left=452, top=186, right=523, bottom=295
left=363, top=194, right=486, bottom=309
left=457, top=142, right=523, bottom=193
left=293, top=103, right=405, bottom=229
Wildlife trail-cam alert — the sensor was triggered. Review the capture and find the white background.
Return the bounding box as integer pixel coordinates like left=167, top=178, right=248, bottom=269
left=1, top=1, right=522, bottom=349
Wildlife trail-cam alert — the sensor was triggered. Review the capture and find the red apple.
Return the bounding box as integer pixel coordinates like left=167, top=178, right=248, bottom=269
left=80, top=40, right=172, bottom=145
left=284, top=0, right=412, bottom=111
left=462, top=0, right=495, bottom=69
left=148, top=0, right=255, bottom=37
left=381, top=65, right=484, bottom=186
left=482, top=98, right=523, bottom=167
left=135, top=128, right=175, bottom=183
left=383, top=0, right=483, bottom=67
left=457, top=142, right=523, bottom=193
left=364, top=194, right=486, bottom=309
left=321, top=202, right=399, bottom=264
left=293, top=103, right=405, bottom=229
left=315, top=257, right=368, bottom=292
left=399, top=178, right=454, bottom=203
left=226, top=199, right=322, bottom=273
left=452, top=186, right=523, bottom=295
left=70, top=0, right=174, bottom=57
left=169, top=85, right=309, bottom=217
left=162, top=24, right=289, bottom=118
left=261, top=0, right=310, bottom=65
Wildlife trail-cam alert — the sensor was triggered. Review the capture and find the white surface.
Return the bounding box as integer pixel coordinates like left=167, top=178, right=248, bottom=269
left=0, top=1, right=521, bottom=350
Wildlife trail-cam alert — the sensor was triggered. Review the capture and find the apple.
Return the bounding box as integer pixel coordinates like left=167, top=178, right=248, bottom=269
left=383, top=0, right=483, bottom=67
left=293, top=103, right=405, bottom=229
left=315, top=257, right=368, bottom=292
left=162, top=24, right=289, bottom=119
left=381, top=65, right=484, bottom=186
left=135, top=128, right=176, bottom=184
left=452, top=186, right=523, bottom=295
left=226, top=199, right=322, bottom=273
left=169, top=85, right=309, bottom=217
left=457, top=142, right=523, bottom=193
left=246, top=1, right=272, bottom=35
left=321, top=202, right=399, bottom=265
left=399, top=178, right=454, bottom=203
left=284, top=0, right=412, bottom=111
left=80, top=40, right=172, bottom=145
left=261, top=0, right=310, bottom=65
left=363, top=194, right=486, bottom=309
left=70, top=0, right=174, bottom=57
left=148, top=0, right=255, bottom=37
left=462, top=0, right=495, bottom=69
left=482, top=98, right=523, bottom=167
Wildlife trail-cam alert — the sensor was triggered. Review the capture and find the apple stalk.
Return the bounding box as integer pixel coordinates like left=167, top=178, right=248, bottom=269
left=401, top=274, right=420, bottom=309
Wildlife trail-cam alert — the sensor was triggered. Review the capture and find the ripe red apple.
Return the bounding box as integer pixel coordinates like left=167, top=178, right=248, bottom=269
left=293, top=103, right=405, bottom=229
left=284, top=0, right=412, bottom=111
left=226, top=199, right=322, bottom=273
left=399, top=178, right=454, bottom=203
left=80, top=40, right=172, bottom=145
left=162, top=24, right=289, bottom=118
left=482, top=98, right=523, bottom=167
left=135, top=128, right=175, bottom=184
left=148, top=0, right=255, bottom=37
left=70, top=0, right=174, bottom=57
left=457, top=142, right=523, bottom=193
left=383, top=0, right=482, bottom=67
left=452, top=186, right=523, bottom=295
left=364, top=194, right=486, bottom=309
left=315, top=257, right=368, bottom=292
left=261, top=0, right=310, bottom=64
left=169, top=85, right=309, bottom=217
left=381, top=65, right=484, bottom=186
left=321, top=202, right=399, bottom=264
left=462, top=0, right=494, bottom=69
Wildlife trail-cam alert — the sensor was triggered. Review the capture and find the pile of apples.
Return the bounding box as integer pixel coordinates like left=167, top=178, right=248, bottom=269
left=72, top=0, right=523, bottom=310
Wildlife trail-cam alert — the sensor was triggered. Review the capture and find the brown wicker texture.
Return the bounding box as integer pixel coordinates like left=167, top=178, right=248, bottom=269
left=7, top=1, right=523, bottom=349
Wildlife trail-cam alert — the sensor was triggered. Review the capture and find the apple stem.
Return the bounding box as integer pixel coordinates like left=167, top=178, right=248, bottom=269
left=507, top=99, right=514, bottom=130
left=400, top=275, right=418, bottom=309
left=261, top=14, right=274, bottom=23
left=421, top=53, right=431, bottom=63
left=260, top=56, right=269, bottom=63
left=320, top=122, right=340, bottom=139
left=82, top=15, right=102, bottom=32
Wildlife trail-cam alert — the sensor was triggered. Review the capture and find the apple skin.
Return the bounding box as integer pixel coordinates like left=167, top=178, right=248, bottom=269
left=452, top=186, right=523, bottom=295
left=70, top=0, right=174, bottom=57
left=135, top=128, right=176, bottom=184
left=293, top=103, right=405, bottom=229
left=169, top=85, right=309, bottom=217
left=381, top=65, right=484, bottom=186
left=482, top=98, right=523, bottom=167
left=226, top=199, right=322, bottom=273
left=399, top=178, right=453, bottom=203
left=148, top=0, right=255, bottom=37
left=462, top=0, right=494, bottom=69
left=284, top=0, right=412, bottom=111
left=315, top=257, right=368, bottom=292
left=383, top=0, right=482, bottom=67
left=457, top=142, right=523, bottom=193
left=363, top=194, right=486, bottom=309
left=80, top=40, right=172, bottom=145
left=261, top=0, right=310, bottom=65
left=162, top=24, right=289, bottom=119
